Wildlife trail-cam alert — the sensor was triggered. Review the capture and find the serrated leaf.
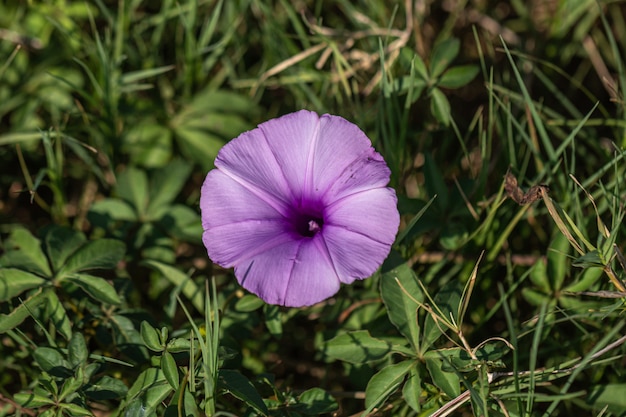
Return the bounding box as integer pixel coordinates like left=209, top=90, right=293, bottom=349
left=438, top=65, right=479, bottom=88
left=430, top=87, right=451, bottom=126
left=381, top=263, right=423, bottom=351
left=364, top=360, right=415, bottom=409
left=0, top=227, right=51, bottom=276
left=64, top=273, right=121, bottom=305
left=43, top=225, right=86, bottom=272
left=219, top=369, right=269, bottom=416
left=57, top=239, right=125, bottom=278
left=323, top=330, right=393, bottom=364
left=425, top=357, right=461, bottom=398
left=0, top=268, right=46, bottom=301
left=430, top=38, right=460, bottom=78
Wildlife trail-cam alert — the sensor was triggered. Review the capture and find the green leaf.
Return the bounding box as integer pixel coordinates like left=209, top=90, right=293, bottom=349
left=43, top=226, right=86, bottom=272
left=586, top=383, right=626, bottom=415
left=157, top=204, right=202, bottom=242
left=57, top=239, right=125, bottom=278
left=174, top=127, right=225, bottom=171
left=161, top=351, right=179, bottom=390
left=59, top=402, right=93, bottom=416
left=63, top=273, right=121, bottom=305
left=264, top=304, right=282, bottom=338
left=572, top=250, right=605, bottom=268
left=125, top=122, right=173, bottom=168
left=44, top=290, right=72, bottom=340
left=323, top=330, right=393, bottom=364
left=430, top=87, right=451, bottom=126
left=125, top=368, right=171, bottom=415
left=13, top=393, right=55, bottom=407
left=166, top=338, right=191, bottom=353
left=33, top=347, right=72, bottom=378
left=364, top=360, right=415, bottom=409
left=0, top=227, right=51, bottom=277
left=121, top=65, right=175, bottom=85
left=147, top=158, right=193, bottom=217
left=402, top=365, right=421, bottom=413
left=0, top=268, right=46, bottom=301
left=68, top=332, right=88, bottom=368
left=429, top=38, right=460, bottom=78
left=89, top=199, right=138, bottom=223
left=142, top=260, right=203, bottom=312
left=0, top=290, right=47, bottom=333
left=141, top=320, right=165, bottom=352
left=425, top=357, right=461, bottom=398
left=423, top=152, right=449, bottom=212
left=116, top=166, right=149, bottom=217
left=59, top=374, right=84, bottom=401
left=84, top=375, right=128, bottom=401
left=438, top=65, right=479, bottom=89
left=295, top=388, right=338, bottom=415
left=235, top=294, right=265, bottom=312
left=219, top=369, right=269, bottom=416
left=422, top=279, right=464, bottom=351
left=381, top=263, right=423, bottom=351
left=564, top=267, right=603, bottom=292
left=547, top=233, right=571, bottom=290
left=412, top=54, right=429, bottom=80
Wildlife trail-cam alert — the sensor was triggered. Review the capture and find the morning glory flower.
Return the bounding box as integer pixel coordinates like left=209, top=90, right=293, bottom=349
left=200, top=110, right=399, bottom=307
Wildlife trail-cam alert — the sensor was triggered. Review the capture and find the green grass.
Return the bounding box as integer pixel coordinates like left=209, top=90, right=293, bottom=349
left=1, top=1, right=625, bottom=416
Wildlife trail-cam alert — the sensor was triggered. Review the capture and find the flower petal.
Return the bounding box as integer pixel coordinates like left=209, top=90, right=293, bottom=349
left=200, top=170, right=286, bottom=230
left=311, top=114, right=387, bottom=199
left=203, top=219, right=292, bottom=267
left=258, top=109, right=321, bottom=201
left=322, top=147, right=392, bottom=203
left=325, top=187, right=399, bottom=245
left=234, top=236, right=340, bottom=307
left=322, top=225, right=393, bottom=283
left=215, top=127, right=295, bottom=206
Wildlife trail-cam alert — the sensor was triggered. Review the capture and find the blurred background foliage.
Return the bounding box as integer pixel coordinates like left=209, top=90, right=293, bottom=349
left=1, top=0, right=626, bottom=416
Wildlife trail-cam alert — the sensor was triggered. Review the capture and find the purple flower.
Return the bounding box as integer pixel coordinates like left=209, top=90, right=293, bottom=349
left=200, top=110, right=399, bottom=307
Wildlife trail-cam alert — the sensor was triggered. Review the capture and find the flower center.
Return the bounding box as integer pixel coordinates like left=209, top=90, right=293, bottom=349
left=292, top=211, right=324, bottom=238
